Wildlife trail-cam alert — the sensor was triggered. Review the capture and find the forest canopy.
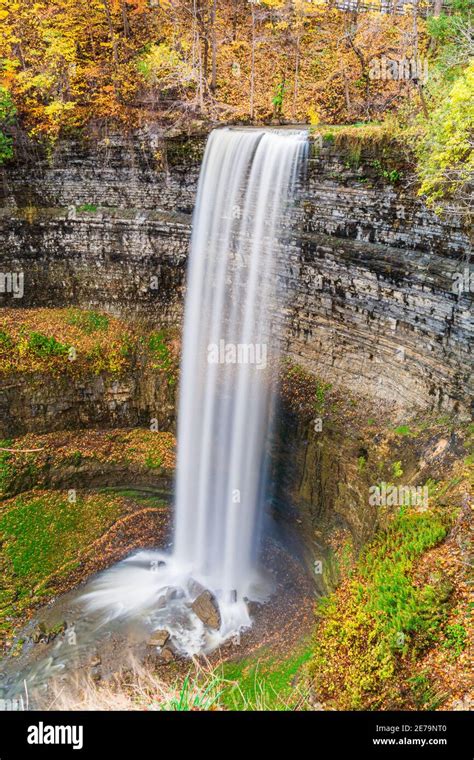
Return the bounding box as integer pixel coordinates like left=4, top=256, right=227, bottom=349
left=0, top=0, right=472, bottom=213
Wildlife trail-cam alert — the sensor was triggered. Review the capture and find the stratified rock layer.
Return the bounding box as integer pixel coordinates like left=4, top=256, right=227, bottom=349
left=1, top=131, right=472, bottom=414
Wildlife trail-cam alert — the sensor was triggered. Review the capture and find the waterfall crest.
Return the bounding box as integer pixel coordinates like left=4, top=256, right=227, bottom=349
left=82, top=128, right=308, bottom=653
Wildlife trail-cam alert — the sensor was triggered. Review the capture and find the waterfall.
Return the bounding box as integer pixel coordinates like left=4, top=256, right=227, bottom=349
left=175, top=127, right=308, bottom=596
left=81, top=128, right=308, bottom=653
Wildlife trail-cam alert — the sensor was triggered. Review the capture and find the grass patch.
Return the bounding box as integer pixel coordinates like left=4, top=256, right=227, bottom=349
left=0, top=490, right=127, bottom=642
left=408, top=671, right=448, bottom=710
left=0, top=308, right=135, bottom=376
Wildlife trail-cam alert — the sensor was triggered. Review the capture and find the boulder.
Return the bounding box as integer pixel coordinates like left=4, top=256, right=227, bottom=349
left=160, top=646, right=175, bottom=664
left=191, top=590, right=221, bottom=630
left=148, top=629, right=170, bottom=648
left=31, top=620, right=66, bottom=644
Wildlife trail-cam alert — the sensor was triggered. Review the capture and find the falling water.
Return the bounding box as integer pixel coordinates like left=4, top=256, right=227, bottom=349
left=81, top=128, right=308, bottom=653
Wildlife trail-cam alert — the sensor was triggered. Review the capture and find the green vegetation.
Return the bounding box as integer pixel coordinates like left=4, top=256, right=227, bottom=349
left=282, top=361, right=332, bottom=418
left=416, top=60, right=473, bottom=212
left=408, top=671, right=448, bottom=710
left=26, top=331, right=70, bottom=358
left=160, top=672, right=225, bottom=711
left=0, top=491, right=121, bottom=585
left=0, top=86, right=15, bottom=164
left=0, top=428, right=176, bottom=499
left=394, top=425, right=412, bottom=436
left=392, top=460, right=404, bottom=479
left=0, top=330, right=12, bottom=349
left=145, top=453, right=163, bottom=470
left=0, top=440, right=12, bottom=498
left=67, top=309, right=109, bottom=334
left=0, top=490, right=125, bottom=641
left=412, top=2, right=473, bottom=215
left=222, top=645, right=312, bottom=710
left=308, top=509, right=451, bottom=709
left=0, top=308, right=134, bottom=376
left=442, top=622, right=467, bottom=658
left=76, top=203, right=98, bottom=213
left=148, top=330, right=176, bottom=386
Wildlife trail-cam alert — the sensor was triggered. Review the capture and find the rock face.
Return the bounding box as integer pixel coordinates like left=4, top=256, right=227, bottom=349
left=148, top=629, right=170, bottom=648
left=191, top=591, right=221, bottom=630
left=0, top=131, right=472, bottom=414
left=0, top=365, right=176, bottom=437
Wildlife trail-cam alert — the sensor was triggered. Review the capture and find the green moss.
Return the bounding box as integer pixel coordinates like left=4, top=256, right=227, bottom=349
left=394, top=425, right=411, bottom=436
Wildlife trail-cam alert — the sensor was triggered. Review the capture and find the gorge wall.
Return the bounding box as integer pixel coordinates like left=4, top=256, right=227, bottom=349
left=0, top=129, right=472, bottom=416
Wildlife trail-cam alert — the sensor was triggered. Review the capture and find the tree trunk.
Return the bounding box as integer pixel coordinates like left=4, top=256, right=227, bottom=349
left=120, top=1, right=131, bottom=38
left=210, top=0, right=217, bottom=92
left=101, top=0, right=119, bottom=67
left=250, top=4, right=256, bottom=120
left=292, top=33, right=300, bottom=119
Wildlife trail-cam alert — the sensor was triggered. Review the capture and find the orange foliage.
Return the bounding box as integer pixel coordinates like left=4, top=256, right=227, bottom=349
left=0, top=0, right=428, bottom=138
